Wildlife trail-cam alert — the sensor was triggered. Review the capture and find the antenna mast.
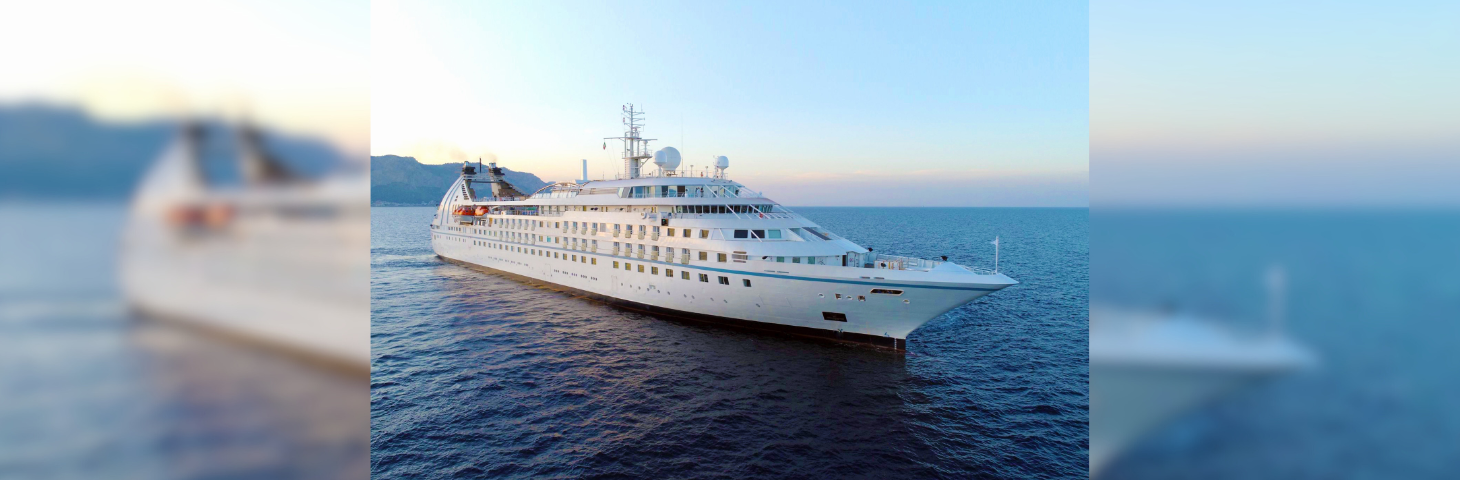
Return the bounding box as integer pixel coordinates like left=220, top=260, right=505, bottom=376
left=604, top=104, right=655, bottom=179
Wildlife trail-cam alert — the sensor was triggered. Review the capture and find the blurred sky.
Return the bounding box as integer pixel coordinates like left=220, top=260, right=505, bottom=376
left=372, top=0, right=1088, bottom=206
left=0, top=0, right=369, bottom=157
left=1093, top=1, right=1460, bottom=206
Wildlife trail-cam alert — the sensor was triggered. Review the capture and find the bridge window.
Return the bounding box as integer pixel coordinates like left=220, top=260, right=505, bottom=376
left=752, top=230, right=765, bottom=239
left=733, top=229, right=748, bottom=239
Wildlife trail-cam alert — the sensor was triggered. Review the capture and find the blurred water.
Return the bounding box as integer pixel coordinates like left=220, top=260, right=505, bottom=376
left=370, top=206, right=1089, bottom=479
left=0, top=203, right=368, bottom=479
left=1092, top=209, right=1460, bottom=478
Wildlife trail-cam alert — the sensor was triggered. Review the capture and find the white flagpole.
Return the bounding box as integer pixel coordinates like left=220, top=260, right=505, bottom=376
left=991, top=236, right=1000, bottom=273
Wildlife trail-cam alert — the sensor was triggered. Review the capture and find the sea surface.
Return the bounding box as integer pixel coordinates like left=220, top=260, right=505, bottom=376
left=370, top=207, right=1090, bottom=479
left=1092, top=210, right=1460, bottom=478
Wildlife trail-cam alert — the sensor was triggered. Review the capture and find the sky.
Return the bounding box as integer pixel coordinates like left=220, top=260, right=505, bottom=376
left=1093, top=1, right=1460, bottom=206
left=372, top=0, right=1089, bottom=207
left=0, top=0, right=370, bottom=157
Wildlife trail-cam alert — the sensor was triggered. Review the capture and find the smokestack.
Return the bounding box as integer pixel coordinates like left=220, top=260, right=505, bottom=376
left=581, top=159, right=588, bottom=183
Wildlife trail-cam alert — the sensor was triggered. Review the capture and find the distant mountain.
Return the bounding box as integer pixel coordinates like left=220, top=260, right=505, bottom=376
left=0, top=103, right=347, bottom=200
left=370, top=155, right=551, bottom=206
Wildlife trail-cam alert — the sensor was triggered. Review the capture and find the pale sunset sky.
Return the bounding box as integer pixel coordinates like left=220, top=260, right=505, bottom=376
left=372, top=0, right=1089, bottom=207
left=1093, top=1, right=1460, bottom=206
left=0, top=0, right=370, bottom=157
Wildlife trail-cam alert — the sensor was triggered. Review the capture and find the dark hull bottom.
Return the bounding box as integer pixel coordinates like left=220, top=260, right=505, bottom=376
left=440, top=256, right=908, bottom=352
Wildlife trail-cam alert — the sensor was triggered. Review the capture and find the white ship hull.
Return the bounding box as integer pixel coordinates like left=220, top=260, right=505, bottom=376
left=431, top=222, right=1013, bottom=350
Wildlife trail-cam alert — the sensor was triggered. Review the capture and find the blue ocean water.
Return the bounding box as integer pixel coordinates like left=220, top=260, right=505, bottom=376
left=1092, top=210, right=1460, bottom=478
left=369, top=207, right=1088, bottom=479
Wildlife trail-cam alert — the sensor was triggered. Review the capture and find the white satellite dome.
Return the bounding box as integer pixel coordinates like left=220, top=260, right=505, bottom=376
left=714, top=155, right=729, bottom=169
left=653, top=147, right=682, bottom=170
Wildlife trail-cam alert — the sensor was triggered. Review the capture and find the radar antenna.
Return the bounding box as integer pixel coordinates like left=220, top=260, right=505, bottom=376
left=603, top=104, right=655, bottom=179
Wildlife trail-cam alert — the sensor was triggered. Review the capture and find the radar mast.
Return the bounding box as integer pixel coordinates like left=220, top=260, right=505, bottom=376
left=604, top=104, right=655, bottom=179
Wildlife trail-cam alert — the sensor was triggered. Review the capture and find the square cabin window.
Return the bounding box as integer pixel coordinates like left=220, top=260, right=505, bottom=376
left=592, top=258, right=597, bottom=265
left=682, top=229, right=690, bottom=238
left=792, top=257, right=801, bottom=263
left=699, top=229, right=709, bottom=239
left=776, top=257, right=785, bottom=263
left=571, top=255, right=577, bottom=261
left=733, top=230, right=748, bottom=239
left=651, top=267, right=659, bottom=275
left=743, top=279, right=752, bottom=287
left=699, top=273, right=709, bottom=282
left=681, top=271, right=690, bottom=280
left=625, top=262, right=632, bottom=271
left=637, top=265, right=644, bottom=273
left=718, top=276, right=729, bottom=285
left=717, top=253, right=727, bottom=262
left=698, top=251, right=708, bottom=261
left=666, top=268, right=674, bottom=277
left=667, top=228, right=676, bottom=237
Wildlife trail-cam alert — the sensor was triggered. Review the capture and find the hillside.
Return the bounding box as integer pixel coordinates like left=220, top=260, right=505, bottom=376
left=0, top=104, right=347, bottom=199
left=370, top=155, right=551, bottom=206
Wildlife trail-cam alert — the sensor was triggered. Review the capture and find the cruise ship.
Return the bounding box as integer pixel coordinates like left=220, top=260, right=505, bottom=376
left=429, top=105, right=1016, bottom=350
left=120, top=122, right=371, bottom=372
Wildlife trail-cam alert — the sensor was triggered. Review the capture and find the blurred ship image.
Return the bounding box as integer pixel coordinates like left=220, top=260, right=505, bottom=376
left=1089, top=269, right=1315, bottom=475
left=119, top=122, right=370, bottom=371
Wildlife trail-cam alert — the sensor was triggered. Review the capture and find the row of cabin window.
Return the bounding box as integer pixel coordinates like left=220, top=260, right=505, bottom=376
left=464, top=232, right=824, bottom=267
left=610, top=261, right=753, bottom=287
left=460, top=239, right=902, bottom=296
left=490, top=221, right=825, bottom=246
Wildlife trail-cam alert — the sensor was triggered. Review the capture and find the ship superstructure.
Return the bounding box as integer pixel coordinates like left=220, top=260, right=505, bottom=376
left=429, top=105, right=1016, bottom=350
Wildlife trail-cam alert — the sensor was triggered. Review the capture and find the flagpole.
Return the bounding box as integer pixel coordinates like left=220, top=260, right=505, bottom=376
left=992, top=236, right=1000, bottom=273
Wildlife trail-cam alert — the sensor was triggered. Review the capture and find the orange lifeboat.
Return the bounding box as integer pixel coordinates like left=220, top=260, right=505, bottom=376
left=474, top=206, right=489, bottom=216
